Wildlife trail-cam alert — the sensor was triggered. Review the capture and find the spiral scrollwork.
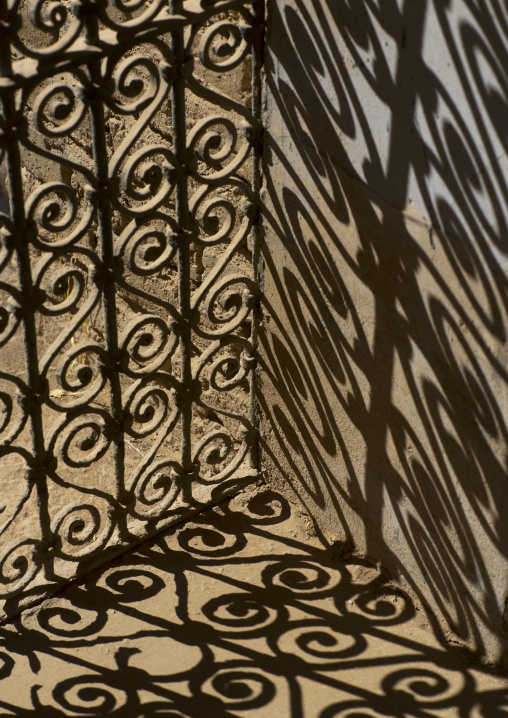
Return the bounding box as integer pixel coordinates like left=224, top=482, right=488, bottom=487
left=29, top=598, right=106, bottom=639
left=15, top=0, right=81, bottom=57
left=32, top=79, right=87, bottom=138
left=124, top=380, right=175, bottom=437
left=275, top=623, right=362, bottom=664
left=107, top=52, right=161, bottom=115
left=192, top=430, right=247, bottom=482
left=381, top=667, right=465, bottom=706
left=131, top=459, right=181, bottom=519
left=51, top=501, right=114, bottom=560
left=175, top=523, right=246, bottom=557
left=201, top=593, right=281, bottom=634
left=187, top=116, right=251, bottom=182
left=118, top=145, right=177, bottom=215
left=120, top=315, right=177, bottom=377
left=197, top=666, right=276, bottom=710
left=189, top=181, right=253, bottom=249
left=102, top=566, right=165, bottom=603
left=26, top=182, right=94, bottom=250
left=29, top=0, right=70, bottom=35
left=208, top=352, right=250, bottom=391
left=0, top=537, right=42, bottom=598
left=226, top=489, right=292, bottom=525
left=192, top=191, right=237, bottom=246
left=0, top=0, right=262, bottom=610
left=262, top=559, right=342, bottom=597
left=193, top=336, right=252, bottom=383
left=52, top=411, right=111, bottom=468
left=96, top=0, right=168, bottom=33
left=49, top=341, right=108, bottom=410
left=196, top=429, right=232, bottom=464
left=53, top=677, right=129, bottom=714
left=348, top=585, right=413, bottom=625
left=120, top=215, right=179, bottom=276
left=37, top=261, right=85, bottom=316
left=194, top=274, right=257, bottom=339
left=199, top=21, right=250, bottom=72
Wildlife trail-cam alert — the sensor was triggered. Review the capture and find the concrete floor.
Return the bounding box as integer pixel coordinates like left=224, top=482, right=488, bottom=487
left=0, top=486, right=506, bottom=717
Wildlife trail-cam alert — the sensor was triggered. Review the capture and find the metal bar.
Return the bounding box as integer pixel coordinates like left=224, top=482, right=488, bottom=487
left=78, top=2, right=126, bottom=509
left=170, top=0, right=193, bottom=478
left=249, top=0, right=265, bottom=470
left=0, top=13, right=52, bottom=559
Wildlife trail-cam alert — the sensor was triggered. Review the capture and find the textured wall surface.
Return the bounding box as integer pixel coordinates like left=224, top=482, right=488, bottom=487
left=0, top=0, right=262, bottom=619
left=261, top=0, right=508, bottom=664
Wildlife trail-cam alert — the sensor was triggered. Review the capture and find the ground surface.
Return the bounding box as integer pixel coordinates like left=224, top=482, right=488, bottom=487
left=0, top=485, right=506, bottom=717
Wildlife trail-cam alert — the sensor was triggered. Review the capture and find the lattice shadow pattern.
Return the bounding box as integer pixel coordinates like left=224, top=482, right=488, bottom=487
left=0, top=0, right=263, bottom=616
left=0, top=488, right=506, bottom=716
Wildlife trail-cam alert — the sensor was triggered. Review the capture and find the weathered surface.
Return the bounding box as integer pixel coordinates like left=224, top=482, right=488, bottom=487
left=261, top=0, right=508, bottom=665
left=0, top=485, right=506, bottom=715
left=0, top=0, right=262, bottom=617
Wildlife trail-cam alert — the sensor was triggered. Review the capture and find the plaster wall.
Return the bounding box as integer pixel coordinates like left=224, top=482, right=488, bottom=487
left=260, top=0, right=508, bottom=664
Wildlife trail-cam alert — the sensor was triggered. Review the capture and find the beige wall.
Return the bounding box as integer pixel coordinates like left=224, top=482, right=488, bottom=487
left=261, top=0, right=508, bottom=664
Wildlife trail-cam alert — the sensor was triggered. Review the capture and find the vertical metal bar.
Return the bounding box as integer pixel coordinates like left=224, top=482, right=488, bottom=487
left=0, top=0, right=263, bottom=604
left=170, top=0, right=193, bottom=476
left=248, top=0, right=264, bottom=470
left=80, top=4, right=125, bottom=506
left=0, top=19, right=52, bottom=554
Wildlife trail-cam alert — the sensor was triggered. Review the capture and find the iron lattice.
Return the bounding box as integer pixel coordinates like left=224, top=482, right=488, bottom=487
left=0, top=0, right=263, bottom=614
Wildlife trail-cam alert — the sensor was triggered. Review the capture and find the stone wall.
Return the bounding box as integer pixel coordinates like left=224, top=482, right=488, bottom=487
left=261, top=0, right=508, bottom=665
left=0, top=0, right=261, bottom=619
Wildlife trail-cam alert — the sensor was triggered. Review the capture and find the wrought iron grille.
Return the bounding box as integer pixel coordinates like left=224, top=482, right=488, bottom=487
left=0, top=0, right=263, bottom=614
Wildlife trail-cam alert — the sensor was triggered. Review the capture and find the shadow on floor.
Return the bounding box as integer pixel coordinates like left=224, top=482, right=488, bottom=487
left=0, top=487, right=506, bottom=716
left=260, top=0, right=508, bottom=661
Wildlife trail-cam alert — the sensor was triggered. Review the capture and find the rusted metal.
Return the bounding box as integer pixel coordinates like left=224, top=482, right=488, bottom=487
left=0, top=0, right=263, bottom=607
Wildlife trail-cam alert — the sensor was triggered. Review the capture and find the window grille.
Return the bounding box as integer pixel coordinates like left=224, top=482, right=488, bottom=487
left=0, top=0, right=263, bottom=615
